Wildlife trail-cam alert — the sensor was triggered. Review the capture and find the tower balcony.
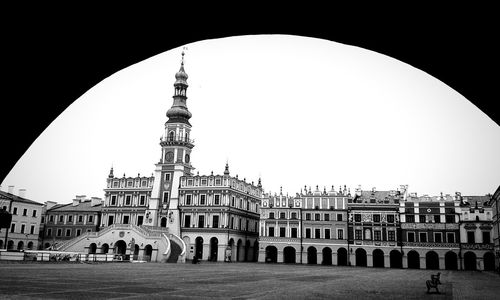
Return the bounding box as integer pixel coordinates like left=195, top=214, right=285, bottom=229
left=160, top=135, right=195, bottom=148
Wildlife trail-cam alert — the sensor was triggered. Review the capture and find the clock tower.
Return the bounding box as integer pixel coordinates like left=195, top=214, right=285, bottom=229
left=147, top=51, right=194, bottom=236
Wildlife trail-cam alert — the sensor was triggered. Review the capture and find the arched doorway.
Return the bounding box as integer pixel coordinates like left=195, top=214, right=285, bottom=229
left=27, top=242, right=34, bottom=250
left=195, top=236, right=204, bottom=260
left=7, top=240, right=14, bottom=250
left=484, top=252, right=495, bottom=271
left=322, top=247, right=332, bottom=265
left=265, top=246, right=277, bottom=263
left=236, top=239, right=243, bottom=262
left=144, top=244, right=153, bottom=262
left=88, top=243, right=97, bottom=254
left=355, top=248, right=367, bottom=267
left=426, top=251, right=439, bottom=270
left=407, top=250, right=420, bottom=269
left=133, top=244, right=140, bottom=260
left=210, top=237, right=218, bottom=262
left=115, top=240, right=127, bottom=256
left=160, top=217, right=167, bottom=227
left=245, top=240, right=251, bottom=262
left=464, top=252, right=477, bottom=270
left=253, top=240, right=259, bottom=262
left=284, top=246, right=296, bottom=264
left=17, top=241, right=24, bottom=250
left=373, top=249, right=384, bottom=268
left=337, top=248, right=348, bottom=266
left=228, top=238, right=235, bottom=262
left=307, top=246, right=317, bottom=264
left=101, top=243, right=109, bottom=254
left=445, top=251, right=458, bottom=270
left=390, top=250, right=402, bottom=268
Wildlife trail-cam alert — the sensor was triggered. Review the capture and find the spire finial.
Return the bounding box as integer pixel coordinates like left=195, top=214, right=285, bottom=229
left=181, top=46, right=187, bottom=65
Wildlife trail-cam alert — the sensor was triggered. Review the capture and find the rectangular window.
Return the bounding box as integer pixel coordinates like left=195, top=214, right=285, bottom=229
left=315, top=214, right=321, bottom=221
left=113, top=181, right=118, bottom=187
left=406, top=215, right=415, bottom=223
left=291, top=228, right=298, bottom=238
left=354, top=214, right=361, bottom=222
left=324, top=214, right=330, bottom=221
left=355, top=229, right=362, bottom=240
left=32, top=210, right=37, bottom=217
left=125, top=195, right=132, bottom=205
left=434, top=232, right=442, bottom=243
left=165, top=173, right=171, bottom=181
left=88, top=215, right=93, bottom=223
left=111, top=195, right=117, bottom=205
left=142, top=180, right=147, bottom=187
left=374, top=230, right=381, bottom=241
left=419, top=232, right=427, bottom=242
left=184, top=215, right=191, bottom=227
left=78, top=215, right=83, bottom=223
left=280, top=212, right=286, bottom=219
left=59, top=215, right=64, bottom=222
left=483, top=231, right=491, bottom=243
left=186, top=194, right=192, bottom=205
left=325, top=229, right=331, bottom=239
left=65, top=229, right=71, bottom=237
left=373, top=214, right=381, bottom=222
left=337, top=229, right=344, bottom=240
left=388, top=231, right=395, bottom=241
left=337, top=214, right=343, bottom=221
left=407, top=232, right=415, bottom=242
left=467, top=231, right=475, bottom=243
left=201, top=179, right=207, bottom=185
left=23, top=208, right=27, bottom=216
left=231, top=196, right=235, bottom=206
left=447, top=232, right=455, bottom=243
left=21, top=224, right=25, bottom=234
left=306, top=213, right=311, bottom=221
left=163, top=192, right=169, bottom=204
left=140, top=195, right=146, bottom=206
left=214, top=195, right=220, bottom=205
left=269, top=227, right=275, bottom=237
left=49, top=215, right=54, bottom=222
left=198, top=215, right=204, bottom=228
left=200, top=194, right=206, bottom=205
left=291, top=212, right=297, bottom=219
left=387, top=215, right=395, bottom=223
left=280, top=227, right=286, bottom=237
left=13, top=207, right=18, bottom=215
left=305, top=228, right=311, bottom=238
left=108, top=215, right=114, bottom=226
left=57, top=229, right=62, bottom=237
left=30, top=225, right=35, bottom=234
left=212, top=216, right=219, bottom=228
left=419, top=215, right=426, bottom=223
left=68, top=215, right=73, bottom=223
left=433, top=215, right=441, bottom=223
left=269, top=212, right=275, bottom=219
left=47, top=228, right=52, bottom=236
left=123, top=215, right=129, bottom=224
left=137, top=216, right=143, bottom=226
left=76, top=229, right=81, bottom=236
left=127, top=181, right=133, bottom=187
left=445, top=215, right=455, bottom=223
left=215, top=179, right=221, bottom=185
left=187, top=179, right=193, bottom=186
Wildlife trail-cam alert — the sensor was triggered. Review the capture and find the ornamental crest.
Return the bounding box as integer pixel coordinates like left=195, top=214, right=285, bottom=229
left=362, top=213, right=372, bottom=222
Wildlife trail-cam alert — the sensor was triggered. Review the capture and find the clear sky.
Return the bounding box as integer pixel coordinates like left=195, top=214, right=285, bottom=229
left=2, top=35, right=499, bottom=204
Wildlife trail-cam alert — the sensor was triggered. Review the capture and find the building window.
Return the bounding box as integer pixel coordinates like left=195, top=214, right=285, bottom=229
left=374, top=230, right=381, bottom=241
left=212, top=216, right=219, bottom=228
left=445, top=215, right=454, bottom=223
left=407, top=232, right=415, bottom=242
left=406, top=215, right=415, bottom=223
left=123, top=215, right=129, bottom=224
left=108, top=215, right=114, bottom=226
left=184, top=215, right=191, bottom=228
left=419, top=215, right=426, bottom=223
left=215, top=179, right=221, bottom=185
left=30, top=225, right=35, bottom=234
left=214, top=195, right=220, bottom=205
left=49, top=215, right=54, bottom=222
left=41, top=216, right=45, bottom=224
left=78, top=215, right=83, bottom=223
left=127, top=181, right=133, bottom=187
left=111, top=195, right=117, bottom=206
left=142, top=180, right=147, bottom=187
left=68, top=215, right=73, bottom=223
left=59, top=215, right=64, bottom=222
left=373, top=214, right=381, bottom=223
left=269, top=212, right=275, bottom=219
left=291, top=228, right=298, bottom=238
left=291, top=212, right=297, bottom=219
left=337, top=229, right=344, bottom=240
left=467, top=231, right=475, bottom=243
left=483, top=231, right=491, bottom=243
left=137, top=216, right=143, bottom=226
left=280, top=212, right=286, bottom=219
left=65, top=229, right=71, bottom=237
left=324, top=214, right=330, bottom=221
left=140, top=195, right=146, bottom=206
left=47, top=228, right=52, bottom=236
left=354, top=214, right=361, bottom=222
left=447, top=232, right=455, bottom=243
left=325, top=229, right=331, bottom=239
left=200, top=194, right=206, bottom=205
left=32, top=210, right=37, bottom=217
left=21, top=224, right=25, bottom=234
left=187, top=179, right=193, bottom=186
left=201, top=179, right=207, bottom=186
left=165, top=173, right=171, bottom=181
left=185, top=194, right=192, bottom=205
left=230, top=217, right=234, bottom=229
left=88, top=215, right=94, bottom=223
left=57, top=229, right=62, bottom=237
left=388, top=231, right=395, bottom=241
left=387, top=215, right=395, bottom=223
left=231, top=196, right=235, bottom=207
left=269, top=227, right=275, bottom=237
left=163, top=192, right=169, bottom=204
left=433, top=215, right=441, bottom=223
left=280, top=227, right=286, bottom=237
left=76, top=229, right=81, bottom=236
left=337, top=214, right=342, bottom=221
left=434, top=232, right=442, bottom=243
left=315, top=214, right=321, bottom=221
left=419, top=232, right=427, bottom=242
left=22, top=208, right=27, bottom=216
left=113, top=181, right=118, bottom=187
left=125, top=195, right=132, bottom=206
left=305, top=213, right=311, bottom=221
left=305, top=228, right=311, bottom=238
left=355, top=230, right=362, bottom=240
left=198, top=215, right=204, bottom=228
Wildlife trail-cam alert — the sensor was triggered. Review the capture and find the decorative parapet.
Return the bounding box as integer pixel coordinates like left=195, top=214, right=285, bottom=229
left=461, top=243, right=494, bottom=250
left=354, top=241, right=397, bottom=247
left=259, top=237, right=301, bottom=244
left=402, top=242, right=459, bottom=248
left=401, top=223, right=459, bottom=230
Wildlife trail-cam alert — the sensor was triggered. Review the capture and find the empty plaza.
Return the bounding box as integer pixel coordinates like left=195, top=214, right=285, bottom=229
left=0, top=262, right=498, bottom=299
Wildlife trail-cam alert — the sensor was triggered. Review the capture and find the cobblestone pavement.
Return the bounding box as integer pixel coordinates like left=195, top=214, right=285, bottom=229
left=0, top=262, right=498, bottom=299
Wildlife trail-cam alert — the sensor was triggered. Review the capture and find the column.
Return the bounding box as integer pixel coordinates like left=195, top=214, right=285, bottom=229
left=367, top=253, right=373, bottom=267
left=332, top=252, right=338, bottom=266
left=384, top=253, right=390, bottom=268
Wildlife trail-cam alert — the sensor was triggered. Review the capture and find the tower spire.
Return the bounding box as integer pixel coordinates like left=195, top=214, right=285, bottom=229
left=166, top=49, right=192, bottom=125
left=224, top=161, right=230, bottom=176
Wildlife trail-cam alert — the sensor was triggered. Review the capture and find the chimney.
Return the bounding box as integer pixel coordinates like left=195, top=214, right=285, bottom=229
left=91, top=197, right=102, bottom=207
left=8, top=185, right=14, bottom=194
left=18, top=189, right=26, bottom=198
left=73, top=195, right=87, bottom=206
left=45, top=201, right=58, bottom=210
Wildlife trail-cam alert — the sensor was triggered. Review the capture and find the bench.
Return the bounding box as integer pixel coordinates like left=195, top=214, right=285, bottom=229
left=426, top=272, right=441, bottom=294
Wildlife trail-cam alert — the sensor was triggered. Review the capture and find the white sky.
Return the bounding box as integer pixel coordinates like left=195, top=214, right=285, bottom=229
left=2, top=35, right=499, bottom=204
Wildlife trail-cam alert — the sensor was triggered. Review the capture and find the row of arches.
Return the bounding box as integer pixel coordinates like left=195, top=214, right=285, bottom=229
left=1, top=240, right=34, bottom=250
left=86, top=240, right=153, bottom=261
left=264, top=246, right=496, bottom=271
left=192, top=237, right=259, bottom=262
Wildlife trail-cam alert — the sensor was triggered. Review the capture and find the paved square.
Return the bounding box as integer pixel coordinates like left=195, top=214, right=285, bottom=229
left=0, top=262, right=498, bottom=299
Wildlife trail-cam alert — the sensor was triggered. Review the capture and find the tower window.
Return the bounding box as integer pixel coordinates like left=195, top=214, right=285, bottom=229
left=214, top=194, right=220, bottom=205
left=140, top=195, right=146, bottom=206
left=165, top=173, right=171, bottom=181
left=163, top=192, right=169, bottom=204
left=168, top=131, right=175, bottom=141
left=200, top=194, right=206, bottom=205
left=185, top=194, right=192, bottom=205
left=125, top=195, right=132, bottom=206
left=111, top=195, right=117, bottom=206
